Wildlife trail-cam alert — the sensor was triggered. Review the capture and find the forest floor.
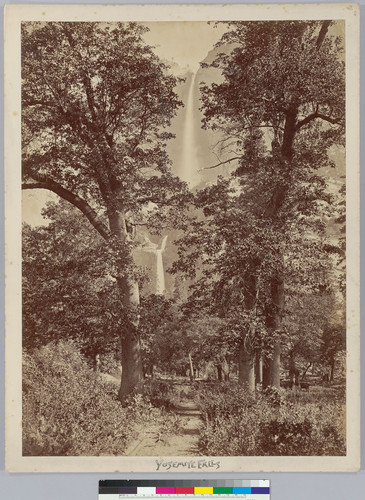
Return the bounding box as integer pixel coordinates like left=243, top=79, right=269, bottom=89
left=125, top=399, right=202, bottom=456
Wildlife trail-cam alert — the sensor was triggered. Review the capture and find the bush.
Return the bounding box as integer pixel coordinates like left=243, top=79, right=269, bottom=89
left=23, top=341, right=133, bottom=456
left=197, top=382, right=258, bottom=421
left=142, top=379, right=178, bottom=411
left=197, top=383, right=345, bottom=456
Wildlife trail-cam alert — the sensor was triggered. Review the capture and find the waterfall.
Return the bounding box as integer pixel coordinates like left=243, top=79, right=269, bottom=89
left=181, top=71, right=200, bottom=186
left=141, top=235, right=168, bottom=295
left=155, top=235, right=168, bottom=295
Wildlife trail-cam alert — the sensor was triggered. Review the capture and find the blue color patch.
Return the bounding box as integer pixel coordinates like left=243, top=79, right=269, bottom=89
left=232, top=487, right=252, bottom=494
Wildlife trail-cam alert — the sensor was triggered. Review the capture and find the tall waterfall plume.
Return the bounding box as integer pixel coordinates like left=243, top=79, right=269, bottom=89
left=140, top=235, right=168, bottom=295
left=155, top=235, right=168, bottom=295
left=180, top=71, right=200, bottom=187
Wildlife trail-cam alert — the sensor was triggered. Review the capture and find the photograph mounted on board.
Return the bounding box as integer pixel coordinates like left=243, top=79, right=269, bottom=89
left=5, top=4, right=360, bottom=472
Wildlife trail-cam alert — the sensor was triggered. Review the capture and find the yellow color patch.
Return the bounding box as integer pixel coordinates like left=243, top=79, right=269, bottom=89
left=195, top=488, right=213, bottom=495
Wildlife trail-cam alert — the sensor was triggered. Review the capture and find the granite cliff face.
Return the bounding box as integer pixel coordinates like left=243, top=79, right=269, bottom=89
left=167, top=43, right=235, bottom=189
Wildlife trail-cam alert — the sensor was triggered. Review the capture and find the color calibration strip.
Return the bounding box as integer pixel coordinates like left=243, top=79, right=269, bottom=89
left=99, top=481, right=270, bottom=500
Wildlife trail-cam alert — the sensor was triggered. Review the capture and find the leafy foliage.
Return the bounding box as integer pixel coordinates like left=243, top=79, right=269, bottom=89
left=23, top=341, right=133, bottom=456
left=197, top=383, right=345, bottom=456
left=22, top=21, right=190, bottom=396
left=23, top=201, right=121, bottom=358
left=172, top=21, right=346, bottom=382
left=22, top=21, right=186, bottom=229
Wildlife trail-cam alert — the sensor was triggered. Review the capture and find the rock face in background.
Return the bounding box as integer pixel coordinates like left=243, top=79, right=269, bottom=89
left=127, top=49, right=219, bottom=300
left=135, top=45, right=235, bottom=300
left=167, top=43, right=236, bottom=189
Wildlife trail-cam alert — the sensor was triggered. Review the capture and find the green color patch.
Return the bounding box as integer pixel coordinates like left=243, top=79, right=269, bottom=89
left=213, top=488, right=233, bottom=494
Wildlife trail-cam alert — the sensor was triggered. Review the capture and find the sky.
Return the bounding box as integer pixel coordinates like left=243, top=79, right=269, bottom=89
left=142, top=21, right=227, bottom=73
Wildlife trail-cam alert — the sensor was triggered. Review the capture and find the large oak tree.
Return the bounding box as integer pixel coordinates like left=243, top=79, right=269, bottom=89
left=22, top=22, right=187, bottom=398
left=174, top=20, right=345, bottom=390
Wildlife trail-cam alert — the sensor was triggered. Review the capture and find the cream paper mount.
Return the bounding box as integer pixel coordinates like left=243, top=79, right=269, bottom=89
left=4, top=3, right=360, bottom=472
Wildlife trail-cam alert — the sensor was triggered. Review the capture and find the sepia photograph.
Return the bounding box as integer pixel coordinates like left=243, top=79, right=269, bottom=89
left=5, top=4, right=360, bottom=472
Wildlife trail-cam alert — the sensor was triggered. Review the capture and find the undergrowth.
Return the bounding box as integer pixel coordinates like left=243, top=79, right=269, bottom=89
left=22, top=341, right=174, bottom=456
left=196, top=383, right=345, bottom=456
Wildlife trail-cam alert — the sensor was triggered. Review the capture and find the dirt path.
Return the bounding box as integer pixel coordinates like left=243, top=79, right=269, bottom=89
left=125, top=401, right=202, bottom=456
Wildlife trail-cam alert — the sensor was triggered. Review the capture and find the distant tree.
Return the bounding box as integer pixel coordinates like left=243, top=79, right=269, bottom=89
left=320, top=319, right=345, bottom=383
left=138, top=294, right=175, bottom=377
left=21, top=22, right=187, bottom=398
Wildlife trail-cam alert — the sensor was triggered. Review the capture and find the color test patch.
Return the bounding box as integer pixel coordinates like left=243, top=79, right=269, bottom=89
left=99, top=480, right=270, bottom=500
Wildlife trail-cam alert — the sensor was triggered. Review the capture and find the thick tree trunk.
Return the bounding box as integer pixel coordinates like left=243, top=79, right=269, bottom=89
left=263, top=275, right=284, bottom=389
left=108, top=209, right=145, bottom=400
left=118, top=276, right=144, bottom=399
left=262, top=355, right=271, bottom=389
left=270, top=341, right=281, bottom=388
left=216, top=364, right=223, bottom=381
left=262, top=346, right=281, bottom=388
left=119, top=328, right=144, bottom=398
left=269, top=275, right=284, bottom=388
left=238, top=346, right=255, bottom=393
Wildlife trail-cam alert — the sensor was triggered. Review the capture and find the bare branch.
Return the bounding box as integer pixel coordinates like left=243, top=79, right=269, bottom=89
left=198, top=156, right=241, bottom=172
left=22, top=176, right=111, bottom=240
left=316, top=20, right=331, bottom=50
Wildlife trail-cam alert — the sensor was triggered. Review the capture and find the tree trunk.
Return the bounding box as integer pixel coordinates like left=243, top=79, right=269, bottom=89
left=269, top=275, right=284, bottom=388
left=263, top=275, right=283, bottom=389
left=261, top=22, right=331, bottom=393
left=106, top=209, right=145, bottom=400
left=238, top=346, right=255, bottom=393
left=94, top=353, right=101, bottom=373
left=262, top=354, right=271, bottom=389
left=216, top=364, right=223, bottom=381
left=119, top=331, right=144, bottom=398
left=188, top=353, right=194, bottom=380
left=223, top=357, right=230, bottom=381
left=270, top=341, right=281, bottom=388
left=302, top=362, right=312, bottom=381
left=289, top=352, right=296, bottom=383
left=117, top=275, right=144, bottom=400
left=255, top=353, right=262, bottom=385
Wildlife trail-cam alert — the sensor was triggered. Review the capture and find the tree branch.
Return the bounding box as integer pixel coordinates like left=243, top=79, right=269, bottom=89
left=198, top=156, right=241, bottom=171
left=296, top=112, right=341, bottom=131
left=22, top=176, right=111, bottom=240
left=316, top=20, right=331, bottom=50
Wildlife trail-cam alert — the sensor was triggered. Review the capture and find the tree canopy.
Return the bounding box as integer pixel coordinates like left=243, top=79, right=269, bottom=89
left=22, top=21, right=188, bottom=397
left=22, top=22, right=187, bottom=236
left=172, top=20, right=345, bottom=389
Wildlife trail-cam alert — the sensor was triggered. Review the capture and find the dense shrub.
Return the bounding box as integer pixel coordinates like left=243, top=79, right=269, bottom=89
left=197, top=383, right=345, bottom=456
left=142, top=379, right=179, bottom=410
left=23, top=341, right=134, bottom=456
